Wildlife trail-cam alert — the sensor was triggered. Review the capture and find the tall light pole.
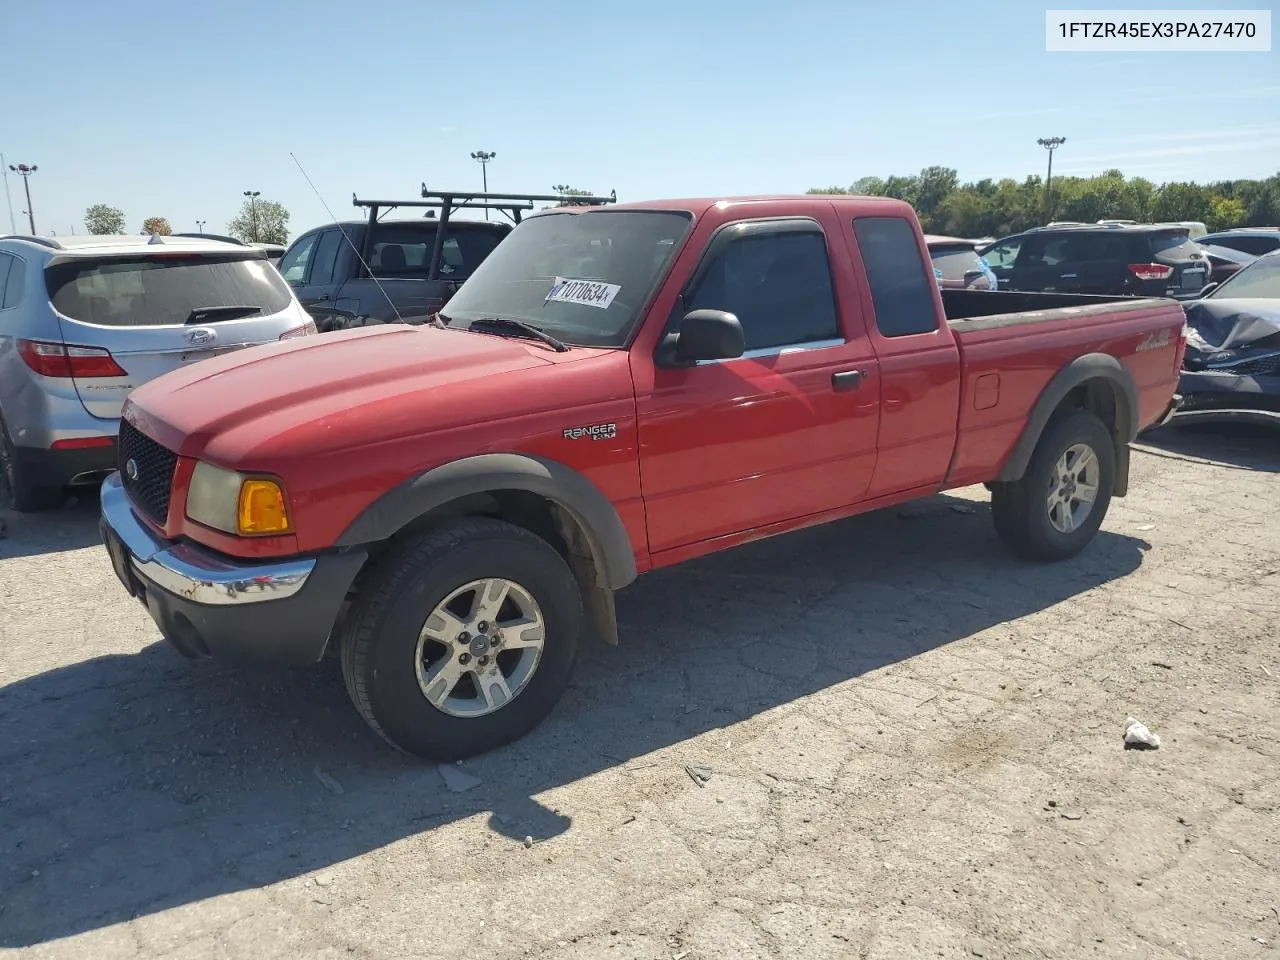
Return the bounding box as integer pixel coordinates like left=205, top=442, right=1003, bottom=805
left=243, top=190, right=261, bottom=241
left=0, top=153, right=15, bottom=233
left=1036, top=137, right=1066, bottom=221
left=470, top=150, right=495, bottom=219
left=195, top=219, right=206, bottom=234
left=8, top=163, right=37, bottom=233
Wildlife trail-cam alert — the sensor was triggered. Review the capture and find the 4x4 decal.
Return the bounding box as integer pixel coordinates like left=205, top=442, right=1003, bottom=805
left=563, top=423, right=617, bottom=441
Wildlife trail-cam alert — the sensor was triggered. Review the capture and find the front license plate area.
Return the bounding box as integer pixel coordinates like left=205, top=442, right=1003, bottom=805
left=103, top=524, right=137, bottom=597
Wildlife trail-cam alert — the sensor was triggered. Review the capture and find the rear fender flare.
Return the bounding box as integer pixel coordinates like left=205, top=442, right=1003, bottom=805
left=996, top=354, right=1139, bottom=495
left=334, top=453, right=638, bottom=592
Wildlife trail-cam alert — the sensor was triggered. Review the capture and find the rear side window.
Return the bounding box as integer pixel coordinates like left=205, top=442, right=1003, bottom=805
left=368, top=225, right=505, bottom=279
left=46, top=254, right=293, bottom=327
left=853, top=217, right=938, bottom=337
left=0, top=254, right=13, bottom=309
left=1147, top=230, right=1198, bottom=257
left=929, top=245, right=985, bottom=281
left=1209, top=235, right=1280, bottom=256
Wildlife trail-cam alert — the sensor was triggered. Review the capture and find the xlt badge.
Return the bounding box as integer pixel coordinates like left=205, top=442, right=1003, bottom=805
left=563, top=423, right=617, bottom=441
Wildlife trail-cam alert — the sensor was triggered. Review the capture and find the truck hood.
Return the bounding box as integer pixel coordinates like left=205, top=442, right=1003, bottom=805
left=125, top=324, right=602, bottom=462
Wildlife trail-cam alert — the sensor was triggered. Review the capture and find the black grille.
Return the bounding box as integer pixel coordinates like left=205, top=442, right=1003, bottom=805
left=1219, top=354, right=1280, bottom=378
left=118, top=420, right=177, bottom=523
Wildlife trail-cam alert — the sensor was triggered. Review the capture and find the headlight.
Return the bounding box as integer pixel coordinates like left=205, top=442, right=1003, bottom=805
left=186, top=461, right=292, bottom=536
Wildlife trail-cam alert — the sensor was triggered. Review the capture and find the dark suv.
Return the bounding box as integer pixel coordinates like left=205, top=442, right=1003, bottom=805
left=278, top=218, right=512, bottom=332
left=978, top=224, right=1212, bottom=298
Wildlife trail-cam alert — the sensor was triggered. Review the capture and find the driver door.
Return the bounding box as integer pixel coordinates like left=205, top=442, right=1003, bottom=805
left=635, top=216, right=880, bottom=556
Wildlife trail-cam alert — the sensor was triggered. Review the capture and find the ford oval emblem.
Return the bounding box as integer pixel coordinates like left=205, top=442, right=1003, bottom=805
left=124, top=458, right=139, bottom=481
left=187, top=327, right=216, bottom=346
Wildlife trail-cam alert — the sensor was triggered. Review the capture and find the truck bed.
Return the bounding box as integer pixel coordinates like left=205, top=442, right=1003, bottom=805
left=942, top=288, right=1162, bottom=329
left=941, top=288, right=1188, bottom=490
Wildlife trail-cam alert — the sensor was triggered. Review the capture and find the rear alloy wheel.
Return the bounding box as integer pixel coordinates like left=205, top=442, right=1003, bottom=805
left=339, top=517, right=583, bottom=761
left=991, top=410, right=1115, bottom=562
left=0, top=417, right=65, bottom=513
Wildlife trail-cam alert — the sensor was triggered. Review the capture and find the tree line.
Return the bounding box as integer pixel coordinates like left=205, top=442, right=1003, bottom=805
left=809, top=167, right=1280, bottom=238
left=82, top=196, right=290, bottom=243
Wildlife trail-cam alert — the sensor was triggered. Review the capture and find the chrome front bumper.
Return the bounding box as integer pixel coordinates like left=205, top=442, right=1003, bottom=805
left=99, top=472, right=315, bottom=606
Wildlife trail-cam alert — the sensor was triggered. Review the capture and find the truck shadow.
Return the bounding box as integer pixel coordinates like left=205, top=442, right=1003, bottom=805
left=0, top=493, right=1148, bottom=947
left=1138, top=422, right=1280, bottom=473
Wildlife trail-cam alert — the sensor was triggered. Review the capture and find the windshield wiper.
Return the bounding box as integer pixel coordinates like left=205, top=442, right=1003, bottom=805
left=430, top=311, right=451, bottom=328
left=184, top=305, right=262, bottom=325
left=470, top=317, right=570, bottom=352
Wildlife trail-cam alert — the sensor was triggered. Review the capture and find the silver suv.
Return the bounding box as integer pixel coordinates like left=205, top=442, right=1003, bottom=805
left=0, top=233, right=316, bottom=511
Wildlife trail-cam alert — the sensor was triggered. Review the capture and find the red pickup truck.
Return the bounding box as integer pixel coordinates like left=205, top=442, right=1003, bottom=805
left=100, top=195, right=1185, bottom=760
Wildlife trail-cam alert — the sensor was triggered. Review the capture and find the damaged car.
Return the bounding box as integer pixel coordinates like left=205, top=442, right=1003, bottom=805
left=1176, top=250, right=1280, bottom=426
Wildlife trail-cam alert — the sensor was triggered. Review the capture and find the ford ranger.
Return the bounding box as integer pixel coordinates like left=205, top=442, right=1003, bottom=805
left=99, top=195, right=1185, bottom=760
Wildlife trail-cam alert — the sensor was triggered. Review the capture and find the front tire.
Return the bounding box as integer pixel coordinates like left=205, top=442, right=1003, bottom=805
left=991, top=410, right=1116, bottom=562
left=338, top=517, right=584, bottom=761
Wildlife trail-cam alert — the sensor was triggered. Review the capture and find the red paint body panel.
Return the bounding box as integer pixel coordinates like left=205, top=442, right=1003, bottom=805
left=945, top=304, right=1186, bottom=489
left=120, top=194, right=1183, bottom=576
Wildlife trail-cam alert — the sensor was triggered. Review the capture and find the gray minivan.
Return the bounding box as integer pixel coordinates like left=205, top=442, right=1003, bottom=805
left=0, top=233, right=316, bottom=511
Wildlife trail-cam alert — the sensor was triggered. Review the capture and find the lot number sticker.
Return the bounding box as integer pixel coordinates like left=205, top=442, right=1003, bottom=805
left=545, top=277, right=621, bottom=310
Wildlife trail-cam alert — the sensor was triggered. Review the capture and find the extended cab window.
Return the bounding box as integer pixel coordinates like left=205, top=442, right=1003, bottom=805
left=440, top=210, right=692, bottom=348
left=686, top=226, right=839, bottom=351
left=853, top=217, right=938, bottom=337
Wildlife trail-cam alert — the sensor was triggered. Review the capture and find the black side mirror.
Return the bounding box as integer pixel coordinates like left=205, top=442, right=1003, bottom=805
left=668, top=309, right=745, bottom=365
left=962, top=269, right=986, bottom=287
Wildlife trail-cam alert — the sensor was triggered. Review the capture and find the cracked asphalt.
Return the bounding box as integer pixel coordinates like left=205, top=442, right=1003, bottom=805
left=1, top=425, right=1278, bottom=960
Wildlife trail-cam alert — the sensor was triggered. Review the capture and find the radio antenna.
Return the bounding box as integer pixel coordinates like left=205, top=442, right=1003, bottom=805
left=289, top=152, right=403, bottom=324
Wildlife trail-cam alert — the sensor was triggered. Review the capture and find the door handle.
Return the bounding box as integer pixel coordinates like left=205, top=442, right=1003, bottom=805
left=1060, top=273, right=1078, bottom=279
left=832, top=369, right=863, bottom=391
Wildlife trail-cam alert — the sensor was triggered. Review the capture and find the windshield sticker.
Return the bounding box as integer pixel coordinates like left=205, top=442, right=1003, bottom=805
left=545, top=277, right=621, bottom=310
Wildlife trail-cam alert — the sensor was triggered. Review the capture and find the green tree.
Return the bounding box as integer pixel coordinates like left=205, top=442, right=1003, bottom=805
left=1208, top=195, right=1247, bottom=232
left=1151, top=182, right=1213, bottom=224
left=84, top=204, right=126, bottom=235
left=227, top=198, right=290, bottom=244
left=141, top=216, right=172, bottom=236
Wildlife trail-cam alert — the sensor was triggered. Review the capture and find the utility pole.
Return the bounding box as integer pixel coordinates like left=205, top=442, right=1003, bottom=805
left=470, top=150, right=495, bottom=219
left=1036, top=137, right=1066, bottom=221
left=196, top=219, right=206, bottom=234
left=0, top=153, right=15, bottom=233
left=243, top=190, right=261, bottom=241
left=8, top=163, right=37, bottom=233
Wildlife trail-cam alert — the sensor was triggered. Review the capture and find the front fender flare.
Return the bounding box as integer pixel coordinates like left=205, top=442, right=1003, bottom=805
left=334, top=453, right=638, bottom=591
left=996, top=353, right=1139, bottom=493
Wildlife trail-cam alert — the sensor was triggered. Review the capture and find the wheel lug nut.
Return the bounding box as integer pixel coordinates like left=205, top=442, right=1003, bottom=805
left=479, top=656, right=490, bottom=666
left=458, top=631, right=469, bottom=643
left=459, top=653, right=471, bottom=664
left=477, top=621, right=489, bottom=634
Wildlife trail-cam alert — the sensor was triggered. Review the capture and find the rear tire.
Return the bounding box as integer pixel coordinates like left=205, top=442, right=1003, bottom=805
left=0, top=416, right=66, bottom=513
left=991, top=410, right=1115, bottom=562
left=338, top=517, right=583, bottom=761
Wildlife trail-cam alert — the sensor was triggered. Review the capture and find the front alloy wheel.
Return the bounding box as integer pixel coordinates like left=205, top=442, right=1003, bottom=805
left=416, top=578, right=546, bottom=718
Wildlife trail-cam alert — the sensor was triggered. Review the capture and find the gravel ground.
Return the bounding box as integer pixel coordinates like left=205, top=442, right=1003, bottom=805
left=1, top=425, right=1278, bottom=960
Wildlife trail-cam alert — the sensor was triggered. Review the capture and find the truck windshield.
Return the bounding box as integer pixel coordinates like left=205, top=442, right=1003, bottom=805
left=440, top=209, right=693, bottom=347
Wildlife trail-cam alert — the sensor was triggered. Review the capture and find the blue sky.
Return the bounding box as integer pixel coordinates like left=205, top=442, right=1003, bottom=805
left=2, top=0, right=1276, bottom=239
